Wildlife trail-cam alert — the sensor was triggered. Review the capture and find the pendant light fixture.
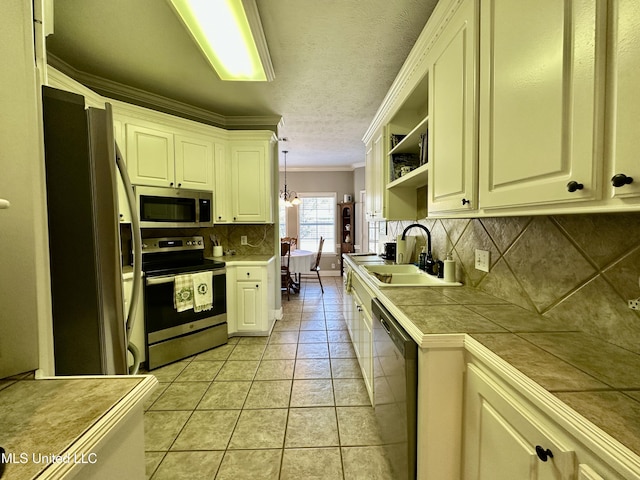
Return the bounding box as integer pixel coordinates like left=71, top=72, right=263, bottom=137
left=279, top=150, right=301, bottom=207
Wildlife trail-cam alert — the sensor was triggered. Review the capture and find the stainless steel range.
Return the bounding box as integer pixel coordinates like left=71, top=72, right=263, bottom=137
left=142, top=236, right=227, bottom=370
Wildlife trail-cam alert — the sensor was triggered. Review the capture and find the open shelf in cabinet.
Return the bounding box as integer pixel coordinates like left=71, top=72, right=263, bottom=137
left=387, top=162, right=428, bottom=189
left=389, top=116, right=428, bottom=156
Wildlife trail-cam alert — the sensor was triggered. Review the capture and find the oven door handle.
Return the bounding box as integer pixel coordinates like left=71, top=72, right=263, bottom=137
left=146, top=270, right=226, bottom=286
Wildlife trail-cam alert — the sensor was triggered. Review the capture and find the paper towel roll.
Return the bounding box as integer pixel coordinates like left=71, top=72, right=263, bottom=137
left=396, top=235, right=416, bottom=264
left=396, top=236, right=406, bottom=263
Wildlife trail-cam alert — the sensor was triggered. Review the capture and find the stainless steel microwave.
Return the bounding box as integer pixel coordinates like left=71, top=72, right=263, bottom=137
left=135, top=186, right=213, bottom=228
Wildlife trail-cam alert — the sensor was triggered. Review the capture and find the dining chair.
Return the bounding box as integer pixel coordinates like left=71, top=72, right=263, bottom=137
left=280, top=241, right=294, bottom=300
left=301, top=237, right=324, bottom=294
left=282, top=236, right=298, bottom=249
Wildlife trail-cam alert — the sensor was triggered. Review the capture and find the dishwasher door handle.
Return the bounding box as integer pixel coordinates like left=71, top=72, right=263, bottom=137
left=380, top=317, right=391, bottom=334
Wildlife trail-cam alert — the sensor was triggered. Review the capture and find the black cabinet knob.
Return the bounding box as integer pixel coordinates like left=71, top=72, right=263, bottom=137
left=462, top=198, right=471, bottom=206
left=169, top=182, right=174, bottom=187
left=535, top=445, right=554, bottom=462
left=566, top=181, right=583, bottom=192
left=611, top=174, right=634, bottom=188
left=178, top=183, right=182, bottom=188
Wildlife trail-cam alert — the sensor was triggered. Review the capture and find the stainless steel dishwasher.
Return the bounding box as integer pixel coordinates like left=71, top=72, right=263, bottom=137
left=372, top=298, right=418, bottom=480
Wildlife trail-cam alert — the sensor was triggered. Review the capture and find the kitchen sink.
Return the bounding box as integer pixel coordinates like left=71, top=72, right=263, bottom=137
left=363, top=264, right=462, bottom=287
left=363, top=264, right=421, bottom=274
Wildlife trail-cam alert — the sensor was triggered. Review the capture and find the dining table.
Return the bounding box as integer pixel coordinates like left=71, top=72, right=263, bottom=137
left=282, top=249, right=315, bottom=292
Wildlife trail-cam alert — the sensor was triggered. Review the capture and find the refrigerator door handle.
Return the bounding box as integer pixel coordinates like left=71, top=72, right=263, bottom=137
left=110, top=102, right=142, bottom=374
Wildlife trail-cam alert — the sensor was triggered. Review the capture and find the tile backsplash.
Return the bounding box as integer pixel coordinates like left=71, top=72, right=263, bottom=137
left=120, top=224, right=275, bottom=264
left=386, top=213, right=640, bottom=354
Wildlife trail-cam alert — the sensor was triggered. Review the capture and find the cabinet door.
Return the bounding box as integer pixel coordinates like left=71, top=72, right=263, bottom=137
left=428, top=0, right=478, bottom=214
left=213, top=142, right=231, bottom=222
left=126, top=123, right=175, bottom=187
left=364, top=143, right=376, bottom=219
left=231, top=142, right=269, bottom=222
left=606, top=0, right=640, bottom=199
left=359, top=307, right=374, bottom=404
left=478, top=0, right=604, bottom=208
left=113, top=119, right=131, bottom=223
left=464, top=364, right=577, bottom=480
left=372, top=132, right=385, bottom=219
left=174, top=134, right=213, bottom=190
left=235, top=281, right=263, bottom=332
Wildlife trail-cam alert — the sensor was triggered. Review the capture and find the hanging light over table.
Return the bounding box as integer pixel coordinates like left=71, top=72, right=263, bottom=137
left=279, top=150, right=301, bottom=207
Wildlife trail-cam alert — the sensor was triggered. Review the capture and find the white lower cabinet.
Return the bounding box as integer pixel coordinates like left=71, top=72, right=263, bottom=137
left=463, top=363, right=577, bottom=480
left=462, top=358, right=629, bottom=480
left=226, top=261, right=275, bottom=336
left=344, top=271, right=374, bottom=404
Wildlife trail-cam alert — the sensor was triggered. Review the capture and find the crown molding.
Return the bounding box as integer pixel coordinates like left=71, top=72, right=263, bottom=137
left=47, top=54, right=281, bottom=129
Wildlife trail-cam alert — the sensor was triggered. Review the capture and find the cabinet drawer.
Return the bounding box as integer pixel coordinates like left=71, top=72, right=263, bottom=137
left=236, top=267, right=263, bottom=281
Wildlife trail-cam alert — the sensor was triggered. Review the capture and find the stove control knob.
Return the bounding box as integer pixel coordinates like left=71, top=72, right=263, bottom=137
left=197, top=240, right=202, bottom=245
left=186, top=241, right=192, bottom=246
left=142, top=243, right=148, bottom=249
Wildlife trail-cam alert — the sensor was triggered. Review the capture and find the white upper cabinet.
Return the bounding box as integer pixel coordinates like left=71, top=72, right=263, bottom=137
left=365, top=131, right=385, bottom=220
left=113, top=119, right=132, bottom=223
left=126, top=123, right=175, bottom=188
left=213, top=142, right=230, bottom=222
left=428, top=0, right=478, bottom=214
left=231, top=141, right=270, bottom=223
left=125, top=121, right=215, bottom=190
left=215, top=134, right=275, bottom=224
left=605, top=0, right=640, bottom=200
left=174, top=134, right=214, bottom=190
left=478, top=0, right=605, bottom=209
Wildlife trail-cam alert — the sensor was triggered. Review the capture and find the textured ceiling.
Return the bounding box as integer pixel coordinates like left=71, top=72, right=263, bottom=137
left=46, top=0, right=438, bottom=169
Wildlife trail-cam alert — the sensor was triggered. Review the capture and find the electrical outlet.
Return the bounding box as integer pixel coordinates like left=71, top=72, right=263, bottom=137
left=630, top=299, right=640, bottom=311
left=240, top=236, right=248, bottom=245
left=331, top=263, right=336, bottom=269
left=475, top=249, right=490, bottom=272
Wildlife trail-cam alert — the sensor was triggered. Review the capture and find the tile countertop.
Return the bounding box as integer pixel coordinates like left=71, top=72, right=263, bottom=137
left=0, top=374, right=157, bottom=480
left=345, top=254, right=640, bottom=459
left=206, top=254, right=275, bottom=265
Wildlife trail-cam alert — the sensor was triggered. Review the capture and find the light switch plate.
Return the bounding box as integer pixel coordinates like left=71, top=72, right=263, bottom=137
left=475, top=249, right=490, bottom=272
left=241, top=236, right=248, bottom=245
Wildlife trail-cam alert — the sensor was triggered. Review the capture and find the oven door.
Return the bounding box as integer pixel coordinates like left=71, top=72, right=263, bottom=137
left=144, top=269, right=227, bottom=369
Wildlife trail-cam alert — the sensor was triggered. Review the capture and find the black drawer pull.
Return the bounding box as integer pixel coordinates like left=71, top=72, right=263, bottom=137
left=535, top=445, right=553, bottom=462
left=611, top=173, right=633, bottom=187
left=567, top=181, right=583, bottom=192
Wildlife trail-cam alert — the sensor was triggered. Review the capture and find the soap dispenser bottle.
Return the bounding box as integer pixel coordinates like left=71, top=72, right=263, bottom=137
left=418, top=247, right=427, bottom=271
left=444, top=251, right=456, bottom=282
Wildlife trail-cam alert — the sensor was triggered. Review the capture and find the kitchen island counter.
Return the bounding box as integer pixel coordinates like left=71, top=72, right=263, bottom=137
left=0, top=373, right=157, bottom=480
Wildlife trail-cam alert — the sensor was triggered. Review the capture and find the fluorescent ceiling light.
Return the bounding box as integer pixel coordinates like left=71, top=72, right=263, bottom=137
left=168, top=0, right=274, bottom=81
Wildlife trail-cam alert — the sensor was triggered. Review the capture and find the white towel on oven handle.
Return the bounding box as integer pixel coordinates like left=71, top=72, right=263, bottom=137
left=192, top=271, right=213, bottom=312
left=174, top=274, right=194, bottom=312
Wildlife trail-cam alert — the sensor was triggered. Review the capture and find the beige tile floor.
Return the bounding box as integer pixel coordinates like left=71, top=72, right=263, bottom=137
left=143, top=277, right=393, bottom=479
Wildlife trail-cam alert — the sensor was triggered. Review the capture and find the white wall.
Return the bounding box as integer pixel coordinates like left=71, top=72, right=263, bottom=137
left=0, top=0, right=53, bottom=377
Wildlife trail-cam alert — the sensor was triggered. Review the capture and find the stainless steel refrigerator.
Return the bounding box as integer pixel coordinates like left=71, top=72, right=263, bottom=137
left=42, top=86, right=128, bottom=375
